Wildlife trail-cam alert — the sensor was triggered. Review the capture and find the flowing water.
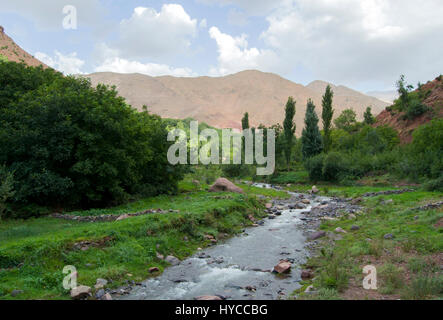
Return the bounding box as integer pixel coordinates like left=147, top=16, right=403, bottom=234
left=123, top=184, right=330, bottom=300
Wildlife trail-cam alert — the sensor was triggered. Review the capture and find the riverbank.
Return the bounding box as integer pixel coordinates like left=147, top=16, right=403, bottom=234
left=291, top=187, right=443, bottom=300
left=0, top=183, right=288, bottom=300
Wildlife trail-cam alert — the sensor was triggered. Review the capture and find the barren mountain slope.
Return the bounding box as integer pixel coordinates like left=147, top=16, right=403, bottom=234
left=0, top=26, right=47, bottom=68
left=86, top=70, right=389, bottom=135
left=375, top=76, right=443, bottom=143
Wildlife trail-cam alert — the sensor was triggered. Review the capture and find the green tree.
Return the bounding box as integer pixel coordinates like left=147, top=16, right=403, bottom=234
left=301, top=99, right=323, bottom=159
left=363, top=106, right=375, bottom=125
left=0, top=165, right=15, bottom=220
left=321, top=85, right=334, bottom=153
left=0, top=62, right=184, bottom=212
left=283, top=97, right=296, bottom=170
left=241, top=112, right=250, bottom=130
left=334, top=109, right=357, bottom=132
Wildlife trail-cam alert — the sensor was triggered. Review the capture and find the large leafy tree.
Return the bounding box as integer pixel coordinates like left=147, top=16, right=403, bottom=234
left=283, top=97, right=296, bottom=170
left=0, top=62, right=183, bottom=212
left=334, top=109, right=357, bottom=132
left=301, top=99, right=323, bottom=159
left=321, top=85, right=334, bottom=153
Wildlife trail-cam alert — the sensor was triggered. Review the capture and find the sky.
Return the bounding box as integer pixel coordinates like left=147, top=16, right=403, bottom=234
left=0, top=0, right=442, bottom=92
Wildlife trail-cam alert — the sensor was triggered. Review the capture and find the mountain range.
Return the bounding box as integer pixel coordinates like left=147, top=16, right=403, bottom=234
left=85, top=71, right=389, bottom=135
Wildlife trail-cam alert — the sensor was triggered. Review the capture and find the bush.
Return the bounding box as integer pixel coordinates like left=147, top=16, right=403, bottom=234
left=322, top=152, right=349, bottom=182
left=0, top=62, right=184, bottom=212
left=304, top=153, right=325, bottom=181
left=423, top=175, right=443, bottom=192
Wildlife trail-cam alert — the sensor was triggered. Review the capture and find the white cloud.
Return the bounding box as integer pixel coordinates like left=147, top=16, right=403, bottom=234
left=116, top=4, right=198, bottom=59
left=94, top=57, right=197, bottom=77
left=208, top=27, right=279, bottom=76
left=35, top=51, right=85, bottom=75
left=259, top=0, right=443, bottom=88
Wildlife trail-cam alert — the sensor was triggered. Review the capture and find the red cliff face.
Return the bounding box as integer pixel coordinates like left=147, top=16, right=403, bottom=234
left=0, top=26, right=48, bottom=68
left=374, top=76, right=443, bottom=144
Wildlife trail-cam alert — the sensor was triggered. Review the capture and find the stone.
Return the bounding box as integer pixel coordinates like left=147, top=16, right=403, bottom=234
left=195, top=295, right=223, bottom=301
left=301, top=199, right=310, bottom=205
left=351, top=198, right=363, bottom=205
left=11, top=290, right=23, bottom=297
left=149, top=267, right=160, bottom=273
left=95, top=289, right=105, bottom=299
left=165, top=255, right=180, bottom=266
left=192, top=180, right=200, bottom=186
left=309, top=231, right=326, bottom=240
left=384, top=233, right=395, bottom=240
left=94, top=278, right=108, bottom=289
left=156, top=252, right=164, bottom=260
left=351, top=225, right=360, bottom=231
left=265, top=203, right=272, bottom=209
left=273, top=260, right=292, bottom=274
left=116, top=214, right=130, bottom=221
left=301, top=270, right=313, bottom=280
left=348, top=214, right=357, bottom=219
left=209, top=178, right=244, bottom=194
left=102, top=293, right=113, bottom=300
left=311, top=186, right=319, bottom=194
left=70, top=285, right=91, bottom=300
left=335, top=227, right=347, bottom=234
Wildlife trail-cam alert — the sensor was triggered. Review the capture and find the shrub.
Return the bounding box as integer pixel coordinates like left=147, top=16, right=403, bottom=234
left=423, top=175, right=443, bottom=192
left=304, top=153, right=325, bottom=181
left=322, top=152, right=349, bottom=182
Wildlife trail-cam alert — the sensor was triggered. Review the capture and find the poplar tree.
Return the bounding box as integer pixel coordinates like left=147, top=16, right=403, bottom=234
left=283, top=97, right=296, bottom=170
left=321, top=85, right=334, bottom=153
left=302, top=99, right=323, bottom=159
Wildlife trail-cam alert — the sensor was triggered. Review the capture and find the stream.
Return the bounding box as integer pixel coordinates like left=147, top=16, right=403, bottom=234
left=121, top=184, right=333, bottom=300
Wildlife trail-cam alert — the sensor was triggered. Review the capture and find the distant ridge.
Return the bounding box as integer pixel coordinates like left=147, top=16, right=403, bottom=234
left=85, top=70, right=389, bottom=135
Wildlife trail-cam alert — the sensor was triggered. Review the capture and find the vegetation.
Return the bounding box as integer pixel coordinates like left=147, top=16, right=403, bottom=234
left=283, top=97, right=296, bottom=170
left=363, top=107, right=375, bottom=125
left=0, top=62, right=183, bottom=217
left=301, top=99, right=323, bottom=160
left=294, top=188, right=443, bottom=300
left=321, top=85, right=334, bottom=153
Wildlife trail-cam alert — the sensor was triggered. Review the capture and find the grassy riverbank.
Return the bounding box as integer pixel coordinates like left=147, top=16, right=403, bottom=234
left=293, top=188, right=443, bottom=300
left=0, top=181, right=289, bottom=300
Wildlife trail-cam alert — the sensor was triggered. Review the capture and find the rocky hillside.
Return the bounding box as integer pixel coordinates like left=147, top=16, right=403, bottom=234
left=85, top=71, right=388, bottom=135
left=375, top=75, right=443, bottom=143
left=0, top=26, right=47, bottom=68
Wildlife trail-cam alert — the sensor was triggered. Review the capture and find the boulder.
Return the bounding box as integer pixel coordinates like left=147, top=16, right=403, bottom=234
left=165, top=255, right=180, bottom=266
left=351, top=225, right=360, bottom=231
left=265, top=203, right=272, bottom=209
left=301, top=199, right=311, bottom=205
left=311, top=186, right=319, bottom=194
left=301, top=270, right=313, bottom=280
left=95, top=289, right=105, bottom=299
left=70, top=285, right=91, bottom=300
left=149, top=267, right=160, bottom=273
left=384, top=233, right=394, bottom=240
left=273, top=260, right=292, bottom=274
left=94, top=278, right=108, bottom=290
left=102, top=293, right=112, bottom=300
left=335, top=227, right=347, bottom=234
left=309, top=231, right=326, bottom=240
left=209, top=178, right=244, bottom=194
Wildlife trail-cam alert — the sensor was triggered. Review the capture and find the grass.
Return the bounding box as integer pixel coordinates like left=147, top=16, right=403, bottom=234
left=292, top=186, right=443, bottom=300
left=0, top=180, right=274, bottom=300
